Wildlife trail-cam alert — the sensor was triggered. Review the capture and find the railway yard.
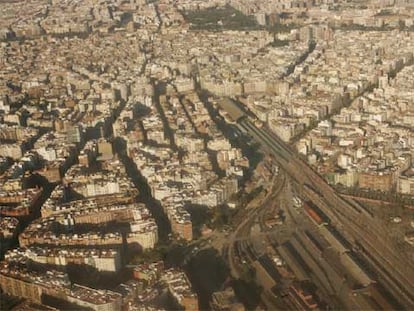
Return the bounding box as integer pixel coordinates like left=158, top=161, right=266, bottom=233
left=222, top=102, right=414, bottom=310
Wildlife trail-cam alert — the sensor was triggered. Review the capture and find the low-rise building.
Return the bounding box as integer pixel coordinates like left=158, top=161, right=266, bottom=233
left=162, top=269, right=199, bottom=311
left=210, top=288, right=245, bottom=311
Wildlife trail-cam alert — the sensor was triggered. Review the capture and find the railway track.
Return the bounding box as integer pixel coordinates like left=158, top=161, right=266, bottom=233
left=236, top=118, right=414, bottom=307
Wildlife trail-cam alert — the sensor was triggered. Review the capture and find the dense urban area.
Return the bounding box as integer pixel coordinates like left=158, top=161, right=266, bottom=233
left=1, top=0, right=414, bottom=310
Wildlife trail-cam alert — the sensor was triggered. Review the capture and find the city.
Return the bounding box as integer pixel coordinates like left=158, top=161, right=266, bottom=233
left=1, top=0, right=414, bottom=310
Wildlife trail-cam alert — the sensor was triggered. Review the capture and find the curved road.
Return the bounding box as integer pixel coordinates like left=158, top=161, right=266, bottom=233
left=227, top=171, right=286, bottom=279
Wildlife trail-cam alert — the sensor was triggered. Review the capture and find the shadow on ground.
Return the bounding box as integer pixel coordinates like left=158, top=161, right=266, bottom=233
left=185, top=248, right=229, bottom=310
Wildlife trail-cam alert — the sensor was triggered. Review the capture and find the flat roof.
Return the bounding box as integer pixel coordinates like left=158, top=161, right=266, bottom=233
left=217, top=98, right=245, bottom=122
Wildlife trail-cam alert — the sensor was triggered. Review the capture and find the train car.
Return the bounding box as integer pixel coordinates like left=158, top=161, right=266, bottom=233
left=303, top=202, right=323, bottom=226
